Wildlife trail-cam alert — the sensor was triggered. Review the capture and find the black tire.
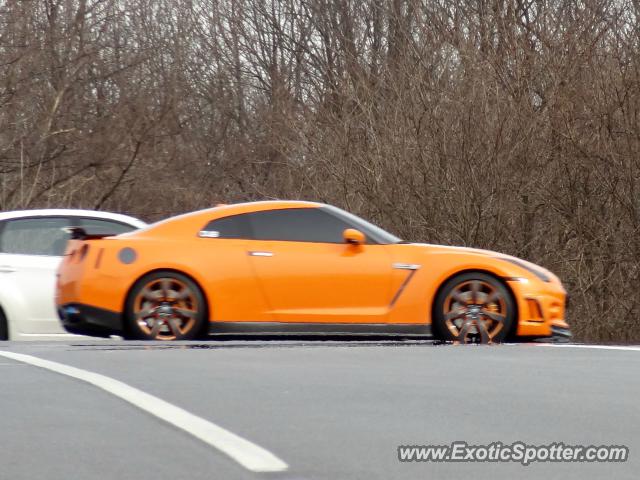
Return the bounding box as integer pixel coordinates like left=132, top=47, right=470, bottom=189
left=432, top=272, right=515, bottom=343
left=125, top=271, right=208, bottom=340
left=0, top=307, right=8, bottom=341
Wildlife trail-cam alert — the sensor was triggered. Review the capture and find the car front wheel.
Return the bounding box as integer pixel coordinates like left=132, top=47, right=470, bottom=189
left=0, top=308, right=8, bottom=341
left=433, top=272, right=515, bottom=343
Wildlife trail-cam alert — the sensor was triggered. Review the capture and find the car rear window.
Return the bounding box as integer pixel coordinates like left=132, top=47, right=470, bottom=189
left=200, top=214, right=250, bottom=239
left=78, top=218, right=137, bottom=236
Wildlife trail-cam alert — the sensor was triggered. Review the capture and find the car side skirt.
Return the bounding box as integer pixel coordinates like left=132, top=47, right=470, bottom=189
left=208, top=322, right=432, bottom=336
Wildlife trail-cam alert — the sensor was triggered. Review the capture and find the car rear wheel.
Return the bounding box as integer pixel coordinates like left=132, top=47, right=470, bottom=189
left=433, top=272, right=515, bottom=343
left=125, top=271, right=207, bottom=340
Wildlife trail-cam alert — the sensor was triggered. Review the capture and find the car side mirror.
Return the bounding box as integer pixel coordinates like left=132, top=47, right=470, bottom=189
left=343, top=228, right=366, bottom=246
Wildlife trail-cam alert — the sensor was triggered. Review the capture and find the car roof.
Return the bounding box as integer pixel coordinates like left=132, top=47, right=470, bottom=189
left=215, top=200, right=321, bottom=215
left=0, top=209, right=147, bottom=228
left=137, top=200, right=323, bottom=237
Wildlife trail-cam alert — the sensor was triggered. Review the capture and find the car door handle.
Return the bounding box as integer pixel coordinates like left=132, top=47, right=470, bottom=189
left=392, top=263, right=421, bottom=270
left=0, top=265, right=16, bottom=273
left=248, top=251, right=274, bottom=257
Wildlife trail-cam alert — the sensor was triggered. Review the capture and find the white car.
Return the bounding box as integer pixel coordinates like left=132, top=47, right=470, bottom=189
left=0, top=209, right=146, bottom=340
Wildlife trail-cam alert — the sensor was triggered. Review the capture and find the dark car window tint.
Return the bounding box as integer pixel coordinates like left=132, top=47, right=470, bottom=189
left=247, top=208, right=355, bottom=243
left=0, top=217, right=71, bottom=256
left=321, top=206, right=401, bottom=244
left=79, top=218, right=136, bottom=235
left=201, top=214, right=249, bottom=239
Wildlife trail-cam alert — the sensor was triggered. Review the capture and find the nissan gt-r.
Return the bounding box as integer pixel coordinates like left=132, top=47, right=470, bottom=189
left=56, top=201, right=570, bottom=342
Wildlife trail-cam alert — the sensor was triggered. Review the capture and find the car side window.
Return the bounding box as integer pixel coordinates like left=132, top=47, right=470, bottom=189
left=246, top=208, right=354, bottom=243
left=78, top=218, right=137, bottom=235
left=0, top=217, right=71, bottom=256
left=200, top=214, right=250, bottom=239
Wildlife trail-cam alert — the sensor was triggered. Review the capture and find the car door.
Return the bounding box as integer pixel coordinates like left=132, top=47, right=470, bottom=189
left=244, top=207, right=394, bottom=323
left=0, top=216, right=73, bottom=334
left=195, top=214, right=273, bottom=322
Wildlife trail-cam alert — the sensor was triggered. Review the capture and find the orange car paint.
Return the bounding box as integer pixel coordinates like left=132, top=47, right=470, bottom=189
left=56, top=201, right=568, bottom=337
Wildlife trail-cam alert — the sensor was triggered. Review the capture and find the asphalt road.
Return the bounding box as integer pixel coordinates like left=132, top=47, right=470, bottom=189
left=0, top=339, right=638, bottom=480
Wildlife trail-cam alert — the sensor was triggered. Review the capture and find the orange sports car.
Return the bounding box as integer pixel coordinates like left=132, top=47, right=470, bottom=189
left=56, top=201, right=570, bottom=342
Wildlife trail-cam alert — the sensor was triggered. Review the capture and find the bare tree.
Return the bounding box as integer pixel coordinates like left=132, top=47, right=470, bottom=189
left=1, top=0, right=639, bottom=341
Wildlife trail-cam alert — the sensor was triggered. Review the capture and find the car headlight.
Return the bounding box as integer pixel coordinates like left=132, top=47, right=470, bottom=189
left=498, top=257, right=551, bottom=282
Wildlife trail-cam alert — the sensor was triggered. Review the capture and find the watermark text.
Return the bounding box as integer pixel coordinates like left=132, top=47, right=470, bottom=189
left=398, top=441, right=628, bottom=466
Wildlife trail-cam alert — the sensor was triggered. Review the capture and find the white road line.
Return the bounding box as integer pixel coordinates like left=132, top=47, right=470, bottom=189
left=0, top=350, right=288, bottom=473
left=537, top=344, right=640, bottom=352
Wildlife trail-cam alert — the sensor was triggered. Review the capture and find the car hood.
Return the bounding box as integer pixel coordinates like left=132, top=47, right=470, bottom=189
left=407, top=243, right=560, bottom=283
left=409, top=242, right=505, bottom=257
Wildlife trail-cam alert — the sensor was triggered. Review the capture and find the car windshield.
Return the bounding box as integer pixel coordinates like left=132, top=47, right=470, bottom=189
left=321, top=205, right=403, bottom=245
